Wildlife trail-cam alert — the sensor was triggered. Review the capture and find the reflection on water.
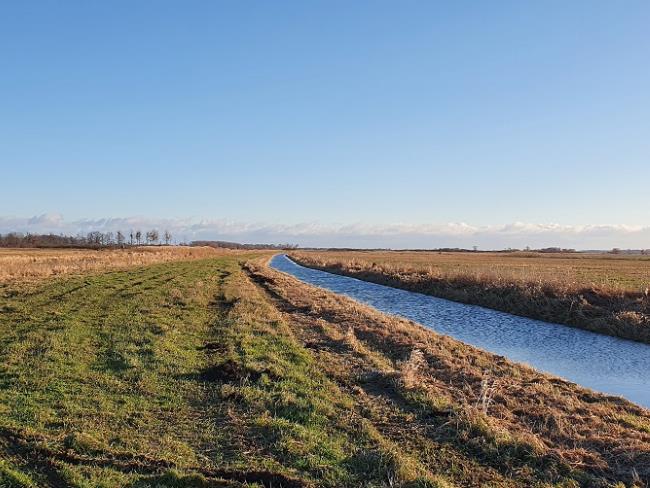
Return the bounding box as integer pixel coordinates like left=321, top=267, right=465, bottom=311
left=271, top=254, right=650, bottom=409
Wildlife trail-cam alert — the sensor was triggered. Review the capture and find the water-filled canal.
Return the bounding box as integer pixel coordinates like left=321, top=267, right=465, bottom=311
left=271, top=254, right=650, bottom=408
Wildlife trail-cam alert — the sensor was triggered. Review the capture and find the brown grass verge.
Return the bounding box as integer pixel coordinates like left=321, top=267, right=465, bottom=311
left=246, top=256, right=650, bottom=487
left=0, top=246, right=236, bottom=282
left=289, top=251, right=650, bottom=344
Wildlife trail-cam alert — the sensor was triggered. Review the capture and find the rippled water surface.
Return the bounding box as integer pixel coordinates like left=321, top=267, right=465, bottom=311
left=271, top=254, right=650, bottom=408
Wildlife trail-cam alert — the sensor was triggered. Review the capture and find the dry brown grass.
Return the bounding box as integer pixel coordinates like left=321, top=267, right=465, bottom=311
left=247, top=257, right=650, bottom=486
left=290, top=250, right=650, bottom=344
left=0, top=246, right=231, bottom=282
left=293, top=250, right=650, bottom=291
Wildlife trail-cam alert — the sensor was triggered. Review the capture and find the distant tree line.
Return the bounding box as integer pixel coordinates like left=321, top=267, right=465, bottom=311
left=530, top=247, right=577, bottom=253
left=611, top=248, right=650, bottom=255
left=0, top=229, right=174, bottom=249
left=191, top=240, right=298, bottom=250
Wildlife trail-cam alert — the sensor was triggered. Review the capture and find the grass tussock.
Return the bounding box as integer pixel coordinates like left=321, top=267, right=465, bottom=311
left=290, top=251, right=650, bottom=344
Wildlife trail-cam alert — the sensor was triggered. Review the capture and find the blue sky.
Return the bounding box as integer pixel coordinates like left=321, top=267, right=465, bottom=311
left=1, top=1, right=649, bottom=247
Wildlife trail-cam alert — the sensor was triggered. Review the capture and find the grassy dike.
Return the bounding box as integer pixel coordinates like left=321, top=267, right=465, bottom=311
left=0, top=254, right=648, bottom=487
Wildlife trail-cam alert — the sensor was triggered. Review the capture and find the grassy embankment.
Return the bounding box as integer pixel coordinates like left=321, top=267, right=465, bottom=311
left=289, top=251, right=650, bottom=344
left=0, top=251, right=648, bottom=487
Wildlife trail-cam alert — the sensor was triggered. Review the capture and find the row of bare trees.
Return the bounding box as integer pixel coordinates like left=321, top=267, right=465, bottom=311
left=0, top=230, right=174, bottom=248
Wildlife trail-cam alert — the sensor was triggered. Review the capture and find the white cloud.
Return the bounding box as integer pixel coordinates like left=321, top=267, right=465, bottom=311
left=0, top=214, right=649, bottom=250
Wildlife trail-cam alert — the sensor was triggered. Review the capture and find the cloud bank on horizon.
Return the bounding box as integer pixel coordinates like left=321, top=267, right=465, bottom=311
left=1, top=214, right=649, bottom=250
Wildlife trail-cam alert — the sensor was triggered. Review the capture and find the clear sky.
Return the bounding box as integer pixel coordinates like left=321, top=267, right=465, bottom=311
left=1, top=1, right=649, bottom=247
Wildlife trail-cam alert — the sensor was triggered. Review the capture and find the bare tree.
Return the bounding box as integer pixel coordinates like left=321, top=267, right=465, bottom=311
left=146, top=229, right=159, bottom=245
left=135, top=230, right=142, bottom=246
left=164, top=230, right=172, bottom=245
left=116, top=231, right=125, bottom=246
left=129, top=230, right=134, bottom=246
left=87, top=231, right=102, bottom=247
